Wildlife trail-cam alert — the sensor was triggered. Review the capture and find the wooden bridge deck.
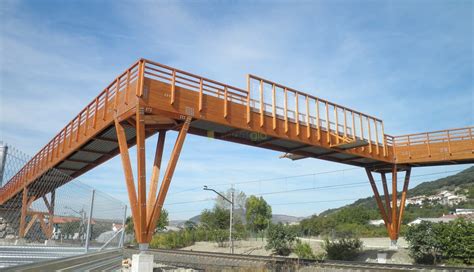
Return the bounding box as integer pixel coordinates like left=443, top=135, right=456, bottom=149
left=1, top=59, right=473, bottom=207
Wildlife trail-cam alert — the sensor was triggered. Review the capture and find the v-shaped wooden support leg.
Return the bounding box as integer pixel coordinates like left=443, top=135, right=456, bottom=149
left=365, top=166, right=411, bottom=246
left=115, top=114, right=192, bottom=245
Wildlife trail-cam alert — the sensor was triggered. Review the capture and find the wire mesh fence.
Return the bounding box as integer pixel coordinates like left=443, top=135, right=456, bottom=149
left=0, top=141, right=127, bottom=253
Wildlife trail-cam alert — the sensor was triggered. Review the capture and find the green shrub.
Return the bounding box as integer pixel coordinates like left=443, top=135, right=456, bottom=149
left=293, top=240, right=315, bottom=259
left=149, top=230, right=195, bottom=249
left=265, top=223, right=297, bottom=256
left=405, top=219, right=474, bottom=265
left=323, top=237, right=363, bottom=261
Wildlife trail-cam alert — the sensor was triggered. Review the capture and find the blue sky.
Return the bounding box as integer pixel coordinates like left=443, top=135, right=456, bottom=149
left=0, top=0, right=472, bottom=220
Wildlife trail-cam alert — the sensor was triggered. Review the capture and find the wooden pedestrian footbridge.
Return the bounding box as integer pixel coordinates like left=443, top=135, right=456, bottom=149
left=1, top=59, right=472, bottom=245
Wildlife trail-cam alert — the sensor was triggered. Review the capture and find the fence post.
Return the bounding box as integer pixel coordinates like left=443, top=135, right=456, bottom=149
left=85, top=189, right=95, bottom=253
left=119, top=205, right=127, bottom=248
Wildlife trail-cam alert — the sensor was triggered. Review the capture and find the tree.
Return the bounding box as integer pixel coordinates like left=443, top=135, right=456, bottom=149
left=245, top=196, right=272, bottom=236
left=155, top=209, right=169, bottom=231
left=405, top=219, right=474, bottom=265
left=125, top=209, right=169, bottom=235
left=265, top=223, right=297, bottom=256
left=200, top=206, right=230, bottom=230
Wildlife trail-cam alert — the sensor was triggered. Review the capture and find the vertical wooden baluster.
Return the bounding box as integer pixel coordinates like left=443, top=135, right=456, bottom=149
left=124, top=70, right=130, bottom=105
left=69, top=121, right=74, bottom=148
left=426, top=133, right=431, bottom=157
left=343, top=108, right=348, bottom=139
left=272, top=84, right=276, bottom=130
left=113, top=77, right=120, bottom=110
left=367, top=117, right=373, bottom=154
left=351, top=111, right=356, bottom=141
left=171, top=70, right=176, bottom=105
left=84, top=106, right=90, bottom=136
left=334, top=106, right=339, bottom=144
left=306, top=96, right=310, bottom=139
left=447, top=130, right=452, bottom=155
left=284, top=88, right=288, bottom=133
left=408, top=135, right=412, bottom=159
left=360, top=114, right=365, bottom=151
left=295, top=92, right=300, bottom=136
left=224, top=86, right=228, bottom=118
left=246, top=75, right=251, bottom=124
left=316, top=99, right=321, bottom=142
left=381, top=122, right=387, bottom=157
left=325, top=101, right=330, bottom=144
left=199, top=78, right=203, bottom=112
left=374, top=119, right=380, bottom=155
left=103, top=89, right=109, bottom=121
left=260, top=80, right=264, bottom=127
left=76, top=114, right=82, bottom=142
left=93, top=98, right=99, bottom=129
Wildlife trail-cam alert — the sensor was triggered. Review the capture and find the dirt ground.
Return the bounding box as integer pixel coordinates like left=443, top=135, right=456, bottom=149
left=182, top=237, right=412, bottom=264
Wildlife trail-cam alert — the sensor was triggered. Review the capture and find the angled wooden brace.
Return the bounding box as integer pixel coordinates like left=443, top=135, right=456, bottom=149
left=146, top=116, right=192, bottom=241
left=146, top=130, right=167, bottom=220
left=380, top=173, right=392, bottom=223
left=114, top=118, right=141, bottom=241
left=397, top=167, right=411, bottom=234
left=365, top=169, right=390, bottom=229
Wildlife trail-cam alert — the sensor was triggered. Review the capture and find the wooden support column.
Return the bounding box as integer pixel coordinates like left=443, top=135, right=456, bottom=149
left=146, top=130, right=166, bottom=221
left=136, top=107, right=147, bottom=242
left=146, top=116, right=192, bottom=241
left=391, top=164, right=398, bottom=240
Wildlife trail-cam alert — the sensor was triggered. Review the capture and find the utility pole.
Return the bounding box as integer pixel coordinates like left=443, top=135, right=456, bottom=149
left=203, top=185, right=234, bottom=254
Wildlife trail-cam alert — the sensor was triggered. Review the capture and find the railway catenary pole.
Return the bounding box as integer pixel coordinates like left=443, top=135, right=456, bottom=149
left=203, top=185, right=234, bottom=254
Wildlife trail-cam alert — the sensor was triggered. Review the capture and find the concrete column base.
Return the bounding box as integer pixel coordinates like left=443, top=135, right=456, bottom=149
left=131, top=253, right=154, bottom=272
left=389, top=239, right=398, bottom=250
left=44, top=239, right=56, bottom=246
left=14, top=238, right=26, bottom=245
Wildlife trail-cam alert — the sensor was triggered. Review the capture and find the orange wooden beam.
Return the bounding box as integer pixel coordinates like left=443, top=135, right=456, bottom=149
left=146, top=130, right=166, bottom=223
left=114, top=118, right=141, bottom=242
left=146, top=116, right=192, bottom=241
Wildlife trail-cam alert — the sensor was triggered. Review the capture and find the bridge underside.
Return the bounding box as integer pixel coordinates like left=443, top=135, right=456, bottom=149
left=1, top=59, right=473, bottom=244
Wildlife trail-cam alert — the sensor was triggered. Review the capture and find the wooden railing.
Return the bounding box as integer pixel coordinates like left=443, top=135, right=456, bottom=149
left=0, top=61, right=141, bottom=201
left=246, top=75, right=387, bottom=156
left=143, top=60, right=248, bottom=116
left=391, top=127, right=474, bottom=161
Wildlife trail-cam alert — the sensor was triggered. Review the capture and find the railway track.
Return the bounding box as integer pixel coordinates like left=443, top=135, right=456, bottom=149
left=4, top=247, right=472, bottom=271
left=127, top=248, right=472, bottom=271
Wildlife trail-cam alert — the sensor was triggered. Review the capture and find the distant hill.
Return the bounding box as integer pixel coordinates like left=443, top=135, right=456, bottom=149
left=321, top=166, right=474, bottom=216
left=271, top=214, right=305, bottom=224
left=177, top=210, right=304, bottom=227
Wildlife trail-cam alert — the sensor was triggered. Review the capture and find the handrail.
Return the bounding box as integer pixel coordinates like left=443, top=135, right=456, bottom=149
left=0, top=61, right=141, bottom=197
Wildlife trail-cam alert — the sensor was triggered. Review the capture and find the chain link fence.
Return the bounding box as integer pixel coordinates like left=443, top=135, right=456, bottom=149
left=0, top=142, right=127, bottom=268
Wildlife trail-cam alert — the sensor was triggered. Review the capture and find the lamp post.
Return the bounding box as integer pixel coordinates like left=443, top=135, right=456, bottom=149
left=203, top=185, right=234, bottom=254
